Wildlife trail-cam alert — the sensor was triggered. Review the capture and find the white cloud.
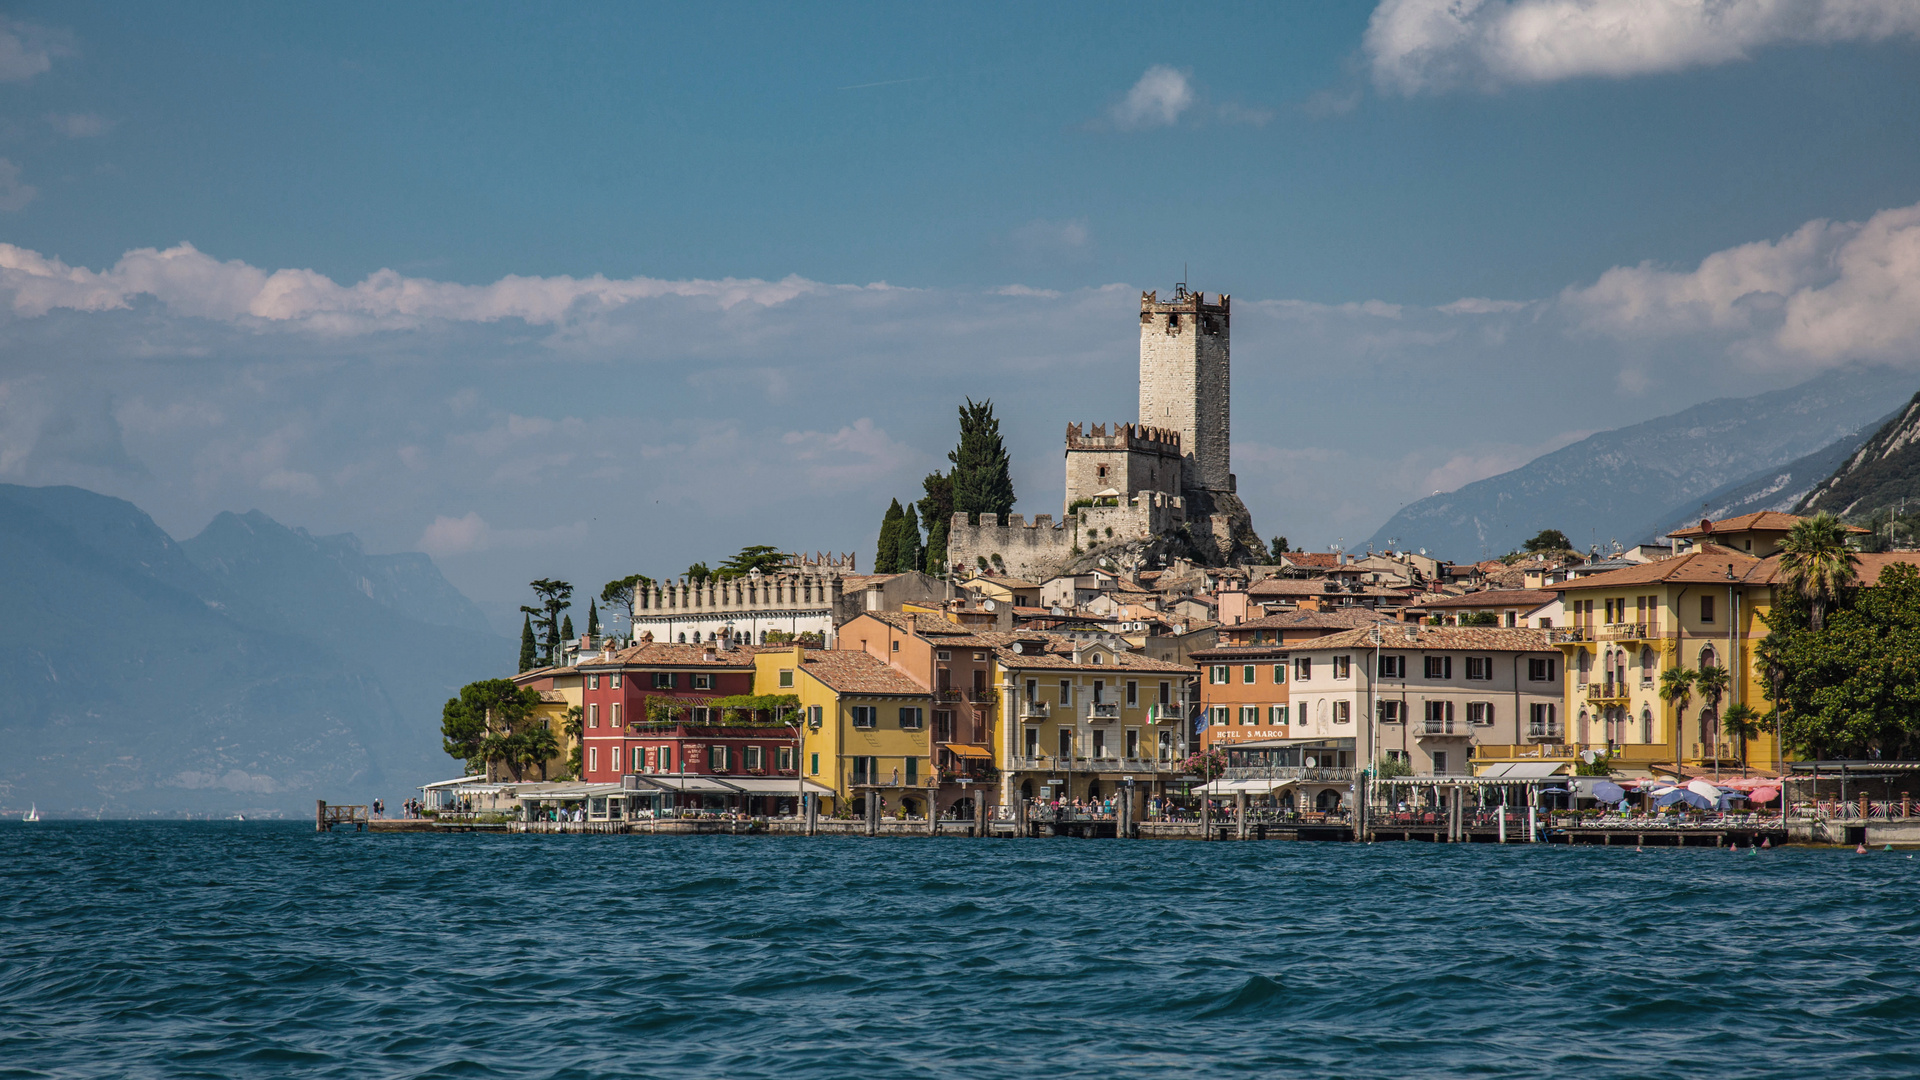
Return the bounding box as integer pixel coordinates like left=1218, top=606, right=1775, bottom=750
left=1109, top=65, right=1196, bottom=129
left=0, top=17, right=69, bottom=83
left=779, top=418, right=921, bottom=492
left=1366, top=0, right=1920, bottom=95
left=0, top=241, right=846, bottom=330
left=47, top=112, right=112, bottom=138
left=0, top=159, right=37, bottom=212
left=1561, top=200, right=1920, bottom=369
left=1438, top=296, right=1528, bottom=314
left=418, top=512, right=491, bottom=556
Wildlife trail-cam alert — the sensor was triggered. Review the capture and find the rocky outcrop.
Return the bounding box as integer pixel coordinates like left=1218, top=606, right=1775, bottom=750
left=1798, top=391, right=1920, bottom=519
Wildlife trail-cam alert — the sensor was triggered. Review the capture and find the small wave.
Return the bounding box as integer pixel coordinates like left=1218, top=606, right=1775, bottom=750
left=1193, top=974, right=1286, bottom=1019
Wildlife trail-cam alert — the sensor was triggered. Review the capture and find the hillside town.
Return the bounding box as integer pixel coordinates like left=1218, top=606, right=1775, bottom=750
left=427, top=288, right=1920, bottom=844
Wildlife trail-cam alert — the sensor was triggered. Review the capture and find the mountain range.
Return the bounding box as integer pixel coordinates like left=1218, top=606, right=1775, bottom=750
left=1362, top=366, right=1919, bottom=560
left=0, top=485, right=506, bottom=817
left=1797, top=392, right=1920, bottom=521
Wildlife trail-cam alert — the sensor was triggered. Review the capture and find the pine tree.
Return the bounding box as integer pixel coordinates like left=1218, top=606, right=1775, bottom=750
left=519, top=614, right=538, bottom=672
left=918, top=471, right=953, bottom=575
left=586, top=600, right=600, bottom=638
left=875, top=499, right=904, bottom=573
left=950, top=398, right=1016, bottom=524
left=895, top=504, right=923, bottom=575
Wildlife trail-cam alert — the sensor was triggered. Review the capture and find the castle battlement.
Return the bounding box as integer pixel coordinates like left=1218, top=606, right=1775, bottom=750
left=1064, top=421, right=1182, bottom=456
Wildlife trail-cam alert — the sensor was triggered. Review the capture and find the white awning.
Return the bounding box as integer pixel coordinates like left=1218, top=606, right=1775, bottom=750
left=1197, top=778, right=1300, bottom=795
left=1474, top=762, right=1565, bottom=779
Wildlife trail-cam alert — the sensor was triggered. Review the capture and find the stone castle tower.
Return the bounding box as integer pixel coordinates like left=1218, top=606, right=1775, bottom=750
left=1138, top=286, right=1232, bottom=495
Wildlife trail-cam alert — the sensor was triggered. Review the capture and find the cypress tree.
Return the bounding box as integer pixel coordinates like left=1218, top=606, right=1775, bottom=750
left=895, top=505, right=923, bottom=576
left=519, top=615, right=538, bottom=672
left=918, top=471, right=953, bottom=576
left=950, top=398, right=1016, bottom=524
left=875, top=499, right=904, bottom=573
left=586, top=599, right=600, bottom=638
left=561, top=614, right=575, bottom=643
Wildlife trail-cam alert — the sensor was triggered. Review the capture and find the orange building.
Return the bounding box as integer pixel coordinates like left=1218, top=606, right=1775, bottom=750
left=1191, top=609, right=1394, bottom=749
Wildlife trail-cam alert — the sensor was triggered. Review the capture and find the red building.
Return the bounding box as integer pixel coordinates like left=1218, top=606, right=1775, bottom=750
left=574, top=641, right=807, bottom=814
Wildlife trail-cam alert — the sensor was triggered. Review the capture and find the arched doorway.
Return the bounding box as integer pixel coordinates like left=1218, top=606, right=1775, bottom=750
left=851, top=796, right=866, bottom=817
left=1315, top=788, right=1342, bottom=812
left=900, top=797, right=920, bottom=818
left=1020, top=780, right=1034, bottom=800
left=1085, top=779, right=1101, bottom=801
left=950, top=797, right=974, bottom=820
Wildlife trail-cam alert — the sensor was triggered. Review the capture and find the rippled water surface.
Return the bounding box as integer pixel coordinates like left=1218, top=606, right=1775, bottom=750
left=5, top=823, right=1920, bottom=1079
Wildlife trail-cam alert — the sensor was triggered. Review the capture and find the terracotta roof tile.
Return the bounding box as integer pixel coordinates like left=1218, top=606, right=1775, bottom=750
left=1294, top=625, right=1557, bottom=652
left=1557, top=549, right=1765, bottom=591
left=796, top=649, right=929, bottom=696
left=577, top=643, right=757, bottom=669
left=1410, top=589, right=1559, bottom=610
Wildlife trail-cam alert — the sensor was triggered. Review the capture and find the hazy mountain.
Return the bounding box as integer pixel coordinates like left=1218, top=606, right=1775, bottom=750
left=1796, top=391, right=1920, bottom=520
left=1641, top=417, right=1892, bottom=540
left=1362, top=367, right=1918, bottom=561
left=0, top=485, right=506, bottom=817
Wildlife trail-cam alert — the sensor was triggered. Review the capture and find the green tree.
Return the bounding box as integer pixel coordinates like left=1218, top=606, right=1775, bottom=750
left=1459, top=612, right=1499, bottom=627
left=1268, top=537, right=1290, bottom=562
left=716, top=545, right=787, bottom=578
left=895, top=505, right=923, bottom=575
left=1720, top=703, right=1761, bottom=770
left=521, top=722, right=561, bottom=780
left=875, top=499, right=904, bottom=574
left=560, top=614, right=574, bottom=643
left=1658, top=666, right=1697, bottom=770
left=685, top=563, right=713, bottom=584
left=440, top=678, right=542, bottom=779
left=950, top=398, right=1016, bottom=524
left=600, top=574, right=654, bottom=640
left=1373, top=754, right=1412, bottom=779
left=585, top=600, right=599, bottom=639
left=1523, top=529, right=1574, bottom=554
left=918, top=471, right=954, bottom=575
left=1758, top=562, right=1920, bottom=759
left=518, top=614, right=537, bottom=672
left=1695, top=664, right=1730, bottom=753
left=1779, top=511, right=1861, bottom=631
left=562, top=705, right=584, bottom=779
left=519, top=579, right=572, bottom=667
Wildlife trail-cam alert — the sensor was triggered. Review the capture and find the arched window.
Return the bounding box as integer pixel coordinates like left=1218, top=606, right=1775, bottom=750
left=1641, top=708, right=1653, bottom=743
left=677, top=632, right=686, bottom=643
left=1578, top=709, right=1590, bottom=745
left=1699, top=645, right=1718, bottom=671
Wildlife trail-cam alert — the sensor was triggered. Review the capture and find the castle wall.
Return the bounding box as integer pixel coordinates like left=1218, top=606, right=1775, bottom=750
left=946, top=495, right=1184, bottom=582
left=1062, top=422, right=1182, bottom=514
left=1138, top=291, right=1231, bottom=494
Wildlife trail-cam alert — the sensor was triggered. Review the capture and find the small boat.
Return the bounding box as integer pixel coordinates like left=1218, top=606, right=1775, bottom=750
left=23, top=804, right=39, bottom=822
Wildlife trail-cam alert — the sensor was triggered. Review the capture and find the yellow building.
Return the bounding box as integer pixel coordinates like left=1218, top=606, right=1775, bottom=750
left=991, top=639, right=1193, bottom=806
left=753, top=645, right=933, bottom=816
left=1554, top=546, right=1779, bottom=776
left=512, top=663, right=583, bottom=780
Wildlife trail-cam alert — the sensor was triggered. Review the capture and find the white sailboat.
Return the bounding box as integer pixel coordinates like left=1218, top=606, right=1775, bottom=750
left=23, top=804, right=39, bottom=822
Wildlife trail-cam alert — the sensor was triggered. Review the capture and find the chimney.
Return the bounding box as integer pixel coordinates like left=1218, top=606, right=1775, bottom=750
left=702, top=646, right=717, bottom=663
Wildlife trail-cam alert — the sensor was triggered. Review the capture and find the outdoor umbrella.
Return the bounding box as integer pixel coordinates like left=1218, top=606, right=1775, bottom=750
left=1591, top=780, right=1628, bottom=804
left=1656, top=788, right=1713, bottom=810
left=1749, top=786, right=1781, bottom=804
left=1685, top=778, right=1725, bottom=801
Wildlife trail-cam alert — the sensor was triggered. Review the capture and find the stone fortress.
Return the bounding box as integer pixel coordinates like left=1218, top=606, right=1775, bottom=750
left=949, top=285, right=1261, bottom=581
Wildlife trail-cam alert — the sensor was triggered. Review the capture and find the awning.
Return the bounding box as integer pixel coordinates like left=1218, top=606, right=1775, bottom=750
left=1475, top=762, right=1566, bottom=779
left=1225, top=737, right=1355, bottom=751
left=1197, top=778, right=1299, bottom=795
left=704, top=777, right=835, bottom=796
left=943, top=744, right=994, bottom=760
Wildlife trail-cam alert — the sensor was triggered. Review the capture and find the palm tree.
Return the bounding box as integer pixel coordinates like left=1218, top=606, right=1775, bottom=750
left=1658, top=666, right=1697, bottom=774
left=1778, top=512, right=1860, bottom=631
left=1695, top=664, right=1730, bottom=761
left=1721, top=702, right=1761, bottom=773
left=523, top=723, right=561, bottom=780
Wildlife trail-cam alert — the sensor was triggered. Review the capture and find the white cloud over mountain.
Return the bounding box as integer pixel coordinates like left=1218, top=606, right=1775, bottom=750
left=1366, top=0, right=1920, bottom=94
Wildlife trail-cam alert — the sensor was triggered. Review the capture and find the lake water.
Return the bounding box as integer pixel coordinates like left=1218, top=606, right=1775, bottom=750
left=4, top=822, right=1918, bottom=1078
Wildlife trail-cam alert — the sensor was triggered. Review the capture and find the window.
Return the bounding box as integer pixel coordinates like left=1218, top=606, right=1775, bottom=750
left=692, top=673, right=714, bottom=691
left=588, top=704, right=600, bottom=728
left=1240, top=705, right=1259, bottom=726
left=1126, top=680, right=1138, bottom=707
left=899, top=707, right=924, bottom=730
left=745, top=745, right=764, bottom=770
left=937, top=650, right=952, bottom=661
left=778, top=669, right=794, bottom=688
left=1024, top=727, right=1040, bottom=757
left=1529, top=703, right=1559, bottom=737
left=1294, top=657, right=1312, bottom=681
left=1333, top=656, right=1351, bottom=680
left=1027, top=679, right=1039, bottom=701
left=1378, top=700, right=1403, bottom=724
left=777, top=746, right=794, bottom=771
left=806, top=704, right=823, bottom=728
left=1333, top=700, right=1351, bottom=724
left=653, top=672, right=674, bottom=690
left=1467, top=702, right=1493, bottom=726
left=1528, top=657, right=1558, bottom=681
left=1505, top=612, right=1517, bottom=628
left=1093, top=680, right=1105, bottom=704
left=1092, top=729, right=1108, bottom=758
left=1059, top=680, right=1072, bottom=706
left=906, top=756, right=919, bottom=784
left=1058, top=729, right=1074, bottom=757
left=588, top=746, right=598, bottom=773
left=891, top=640, right=900, bottom=652
left=1378, top=655, right=1405, bottom=679
left=610, top=703, right=622, bottom=726
left=1211, top=706, right=1230, bottom=728
left=1432, top=751, right=1449, bottom=775
left=690, top=706, right=710, bottom=724
left=1426, top=700, right=1455, bottom=731
left=809, top=751, right=819, bottom=775
left=851, top=756, right=875, bottom=784
left=1465, top=657, right=1491, bottom=680
left=1272, top=665, right=1286, bottom=684
left=710, top=745, right=730, bottom=771
left=1126, top=729, right=1140, bottom=758
left=852, top=706, right=877, bottom=729
left=1700, top=595, right=1715, bottom=623
left=1243, top=665, right=1257, bottom=684
left=1386, top=749, right=1409, bottom=765
left=1296, top=702, right=1309, bottom=725
left=1159, top=681, right=1171, bottom=705
left=657, top=746, right=673, bottom=772
left=1210, top=665, right=1229, bottom=685
left=1270, top=705, right=1288, bottom=725
left=1424, top=656, right=1452, bottom=679
left=587, top=674, right=599, bottom=690
left=975, top=652, right=988, bottom=661
left=631, top=746, right=644, bottom=772
left=611, top=674, right=622, bottom=689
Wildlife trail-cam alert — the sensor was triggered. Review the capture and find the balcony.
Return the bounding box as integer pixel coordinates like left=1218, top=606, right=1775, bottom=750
left=1602, top=622, right=1652, bottom=640
left=1223, top=765, right=1354, bottom=783
left=967, top=688, right=999, bottom=705
left=1087, top=702, right=1120, bottom=722
left=1418, top=720, right=1469, bottom=738
left=1586, top=683, right=1630, bottom=704
left=1005, top=753, right=1178, bottom=774
left=934, top=688, right=964, bottom=703
left=1020, top=701, right=1050, bottom=720
left=1526, top=724, right=1564, bottom=741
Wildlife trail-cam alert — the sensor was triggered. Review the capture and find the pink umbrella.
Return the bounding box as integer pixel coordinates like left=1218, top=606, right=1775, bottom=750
left=1749, top=786, right=1780, bottom=804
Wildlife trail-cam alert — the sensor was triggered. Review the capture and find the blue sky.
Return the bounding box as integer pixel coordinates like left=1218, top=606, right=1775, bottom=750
left=2, top=1, right=1919, bottom=630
